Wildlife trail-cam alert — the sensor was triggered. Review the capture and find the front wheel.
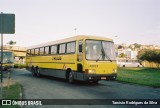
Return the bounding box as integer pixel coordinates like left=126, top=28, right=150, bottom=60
left=91, top=80, right=99, bottom=83
left=110, top=76, right=117, bottom=81
left=68, top=71, right=74, bottom=83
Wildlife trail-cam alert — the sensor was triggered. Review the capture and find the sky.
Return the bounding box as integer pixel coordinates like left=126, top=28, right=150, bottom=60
left=0, top=0, right=160, bottom=47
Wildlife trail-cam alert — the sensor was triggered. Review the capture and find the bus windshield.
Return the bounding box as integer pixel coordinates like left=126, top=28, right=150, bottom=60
left=0, top=52, right=14, bottom=63
left=85, top=40, right=116, bottom=61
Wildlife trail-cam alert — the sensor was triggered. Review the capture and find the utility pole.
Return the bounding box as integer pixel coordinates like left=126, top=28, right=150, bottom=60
left=74, top=28, right=77, bottom=35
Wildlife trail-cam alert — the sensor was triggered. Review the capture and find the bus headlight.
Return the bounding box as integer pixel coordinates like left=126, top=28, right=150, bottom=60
left=113, top=69, right=117, bottom=73
left=88, top=69, right=96, bottom=74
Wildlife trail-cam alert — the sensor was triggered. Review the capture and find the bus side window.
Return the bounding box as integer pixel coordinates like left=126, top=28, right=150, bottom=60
left=27, top=50, right=31, bottom=56
left=45, top=46, right=49, bottom=55
left=67, top=42, right=76, bottom=53
left=40, top=47, right=44, bottom=55
left=31, top=49, right=35, bottom=56
left=51, top=45, right=57, bottom=54
left=35, top=48, right=39, bottom=55
left=59, top=43, right=66, bottom=54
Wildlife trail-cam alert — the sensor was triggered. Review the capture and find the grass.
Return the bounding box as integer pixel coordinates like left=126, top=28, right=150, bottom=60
left=0, top=83, right=21, bottom=108
left=117, top=67, right=160, bottom=87
left=14, top=64, right=26, bottom=68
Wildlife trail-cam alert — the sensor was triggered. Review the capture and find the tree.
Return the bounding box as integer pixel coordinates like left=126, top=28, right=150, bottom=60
left=7, top=40, right=16, bottom=45
left=118, top=53, right=126, bottom=58
left=138, top=49, right=160, bottom=68
left=133, top=43, right=141, bottom=49
left=118, top=45, right=123, bottom=49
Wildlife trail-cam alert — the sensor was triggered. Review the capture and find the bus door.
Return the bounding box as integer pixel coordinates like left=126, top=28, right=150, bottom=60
left=76, top=40, right=84, bottom=79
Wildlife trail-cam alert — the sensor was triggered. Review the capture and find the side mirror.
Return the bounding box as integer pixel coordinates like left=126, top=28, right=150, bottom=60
left=79, top=44, right=82, bottom=52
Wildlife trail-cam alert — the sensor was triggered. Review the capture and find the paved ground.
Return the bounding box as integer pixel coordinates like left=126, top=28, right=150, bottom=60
left=9, top=69, right=160, bottom=108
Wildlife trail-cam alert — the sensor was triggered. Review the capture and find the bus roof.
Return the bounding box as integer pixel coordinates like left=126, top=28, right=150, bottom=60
left=27, top=35, right=113, bottom=49
left=0, top=50, right=13, bottom=52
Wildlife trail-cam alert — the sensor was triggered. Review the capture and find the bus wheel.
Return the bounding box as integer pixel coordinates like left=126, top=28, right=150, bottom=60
left=36, top=67, right=41, bottom=77
left=110, top=76, right=117, bottom=81
left=92, top=80, right=99, bottom=83
left=31, top=67, right=36, bottom=77
left=68, top=71, right=74, bottom=83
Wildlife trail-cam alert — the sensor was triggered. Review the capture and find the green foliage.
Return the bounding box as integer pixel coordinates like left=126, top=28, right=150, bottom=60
left=118, top=45, right=123, bottom=49
left=1, top=83, right=21, bottom=108
left=14, top=64, right=26, bottom=68
left=118, top=53, right=126, bottom=58
left=133, top=43, right=141, bottom=49
left=7, top=40, right=16, bottom=45
left=138, top=50, right=160, bottom=68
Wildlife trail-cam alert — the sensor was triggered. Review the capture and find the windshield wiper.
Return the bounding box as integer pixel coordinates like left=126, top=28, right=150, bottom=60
left=101, top=49, right=112, bottom=62
left=96, top=56, right=101, bottom=62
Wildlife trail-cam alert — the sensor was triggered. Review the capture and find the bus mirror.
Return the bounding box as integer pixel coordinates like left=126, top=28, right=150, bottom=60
left=79, top=45, right=82, bottom=52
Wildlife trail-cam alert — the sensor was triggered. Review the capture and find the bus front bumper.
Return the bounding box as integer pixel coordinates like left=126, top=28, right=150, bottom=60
left=74, top=72, right=117, bottom=81
left=84, top=73, right=117, bottom=81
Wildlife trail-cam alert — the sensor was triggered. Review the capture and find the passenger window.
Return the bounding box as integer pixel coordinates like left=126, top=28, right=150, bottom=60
left=51, top=45, right=57, bottom=54
left=31, top=49, right=35, bottom=55
left=39, top=47, right=44, bottom=55
left=67, top=42, right=75, bottom=53
left=59, top=43, right=66, bottom=54
left=27, top=50, right=31, bottom=56
left=45, top=46, right=49, bottom=55
left=35, top=48, right=39, bottom=55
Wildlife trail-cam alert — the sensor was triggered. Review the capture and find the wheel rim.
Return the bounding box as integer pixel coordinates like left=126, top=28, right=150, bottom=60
left=37, top=68, right=40, bottom=77
left=31, top=68, right=35, bottom=76
left=69, top=72, right=73, bottom=83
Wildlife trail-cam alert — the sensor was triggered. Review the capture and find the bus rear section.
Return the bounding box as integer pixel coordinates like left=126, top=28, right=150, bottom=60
left=0, top=51, right=14, bottom=71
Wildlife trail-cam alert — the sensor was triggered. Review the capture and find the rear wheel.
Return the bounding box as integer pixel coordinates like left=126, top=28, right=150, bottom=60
left=36, top=67, right=41, bottom=77
left=31, top=66, right=36, bottom=77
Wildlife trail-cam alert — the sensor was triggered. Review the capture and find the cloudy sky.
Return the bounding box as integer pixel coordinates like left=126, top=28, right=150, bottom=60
left=1, top=0, right=160, bottom=47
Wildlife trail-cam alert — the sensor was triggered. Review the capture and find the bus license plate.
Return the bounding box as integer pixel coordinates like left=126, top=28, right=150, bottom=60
left=101, top=77, right=106, bottom=79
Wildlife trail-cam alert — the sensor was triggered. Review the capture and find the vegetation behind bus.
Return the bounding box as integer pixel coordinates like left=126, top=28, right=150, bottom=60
left=137, top=49, right=160, bottom=68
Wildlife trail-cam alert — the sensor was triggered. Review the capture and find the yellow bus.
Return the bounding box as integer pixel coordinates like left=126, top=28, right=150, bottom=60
left=26, top=35, right=117, bottom=83
left=0, top=50, right=14, bottom=71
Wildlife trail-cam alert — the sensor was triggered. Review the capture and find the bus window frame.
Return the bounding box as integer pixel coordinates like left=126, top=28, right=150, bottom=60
left=50, top=44, right=58, bottom=55
left=31, top=49, right=35, bottom=56
left=59, top=43, right=66, bottom=54
left=44, top=46, right=50, bottom=55
left=66, top=41, right=76, bottom=54
left=27, top=49, right=31, bottom=56
left=35, top=48, right=39, bottom=55
left=78, top=40, right=83, bottom=53
left=39, top=47, right=45, bottom=55
left=85, top=39, right=115, bottom=61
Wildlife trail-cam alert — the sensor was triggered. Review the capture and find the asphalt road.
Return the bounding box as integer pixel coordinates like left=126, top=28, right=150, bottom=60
left=9, top=69, right=160, bottom=108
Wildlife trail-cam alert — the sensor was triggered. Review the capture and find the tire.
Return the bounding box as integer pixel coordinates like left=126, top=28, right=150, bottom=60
left=68, top=71, right=74, bottom=83
left=92, top=80, right=99, bottom=83
left=36, top=67, right=41, bottom=77
left=110, top=76, right=117, bottom=81
left=31, top=67, right=36, bottom=77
